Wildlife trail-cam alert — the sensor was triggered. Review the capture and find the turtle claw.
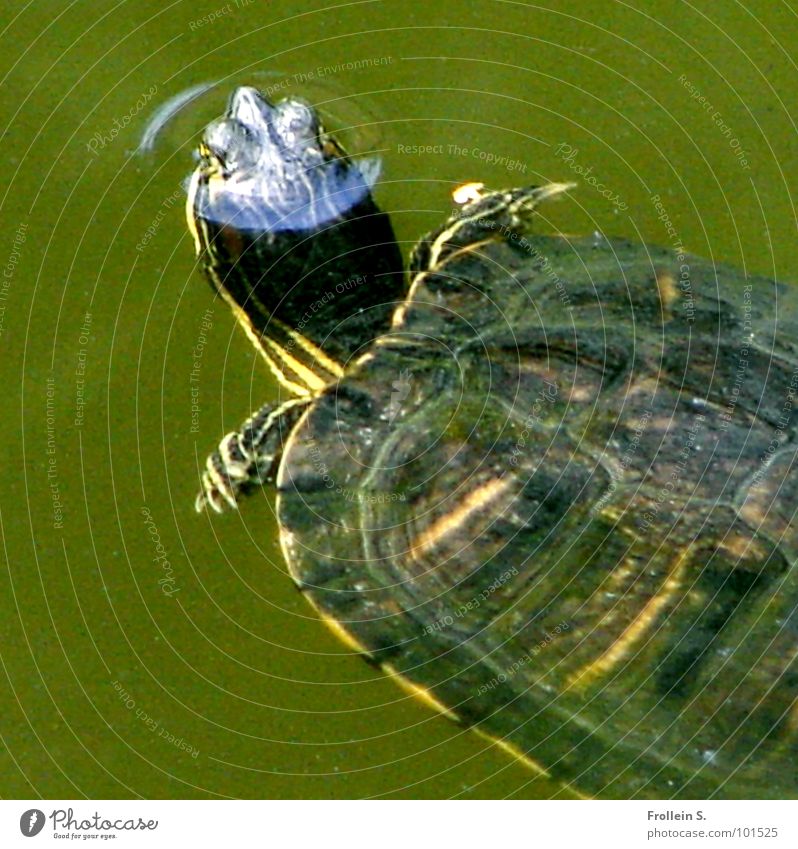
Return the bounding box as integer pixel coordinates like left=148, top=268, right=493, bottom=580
left=195, top=460, right=241, bottom=514
left=195, top=483, right=234, bottom=514
left=195, top=399, right=309, bottom=514
left=195, top=430, right=262, bottom=513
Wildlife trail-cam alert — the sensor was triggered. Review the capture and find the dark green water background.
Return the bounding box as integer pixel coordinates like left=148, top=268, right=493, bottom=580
left=2, top=0, right=797, bottom=799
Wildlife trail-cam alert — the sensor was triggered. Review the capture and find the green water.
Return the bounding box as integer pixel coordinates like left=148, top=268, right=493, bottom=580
left=2, top=0, right=797, bottom=799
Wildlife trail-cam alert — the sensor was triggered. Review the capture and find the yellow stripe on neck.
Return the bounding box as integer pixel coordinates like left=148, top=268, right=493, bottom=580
left=185, top=168, right=204, bottom=255
left=278, top=320, right=345, bottom=380
left=187, top=167, right=345, bottom=398
left=216, top=280, right=342, bottom=397
left=261, top=335, right=329, bottom=393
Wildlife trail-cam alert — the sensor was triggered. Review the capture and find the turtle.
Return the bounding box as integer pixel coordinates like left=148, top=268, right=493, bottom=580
left=184, top=85, right=798, bottom=799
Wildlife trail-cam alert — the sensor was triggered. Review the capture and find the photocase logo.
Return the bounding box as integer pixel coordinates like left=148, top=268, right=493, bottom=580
left=387, top=369, right=413, bottom=422
left=19, top=809, right=45, bottom=837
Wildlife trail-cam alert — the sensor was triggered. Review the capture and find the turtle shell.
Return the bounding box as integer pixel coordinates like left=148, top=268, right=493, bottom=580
left=277, top=227, right=798, bottom=799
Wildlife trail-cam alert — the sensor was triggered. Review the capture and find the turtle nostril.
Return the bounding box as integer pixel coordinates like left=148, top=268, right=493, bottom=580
left=229, top=86, right=273, bottom=131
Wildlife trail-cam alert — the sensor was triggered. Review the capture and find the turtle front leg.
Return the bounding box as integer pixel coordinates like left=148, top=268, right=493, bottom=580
left=196, top=398, right=309, bottom=513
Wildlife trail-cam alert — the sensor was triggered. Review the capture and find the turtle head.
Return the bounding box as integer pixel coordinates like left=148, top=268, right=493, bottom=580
left=191, top=86, right=382, bottom=233
left=186, top=86, right=404, bottom=393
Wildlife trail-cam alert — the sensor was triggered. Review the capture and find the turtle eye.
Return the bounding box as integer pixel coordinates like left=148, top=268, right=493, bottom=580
left=201, top=120, right=231, bottom=166
left=202, top=118, right=253, bottom=173
left=273, top=100, right=318, bottom=145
